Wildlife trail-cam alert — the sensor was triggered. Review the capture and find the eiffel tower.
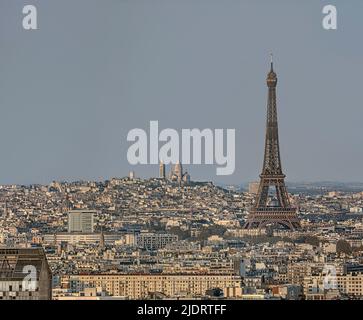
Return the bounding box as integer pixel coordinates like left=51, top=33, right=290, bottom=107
left=244, top=56, right=300, bottom=231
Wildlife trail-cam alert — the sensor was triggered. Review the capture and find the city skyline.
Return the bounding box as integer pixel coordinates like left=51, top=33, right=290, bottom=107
left=0, top=1, right=363, bottom=184
left=3, top=0, right=363, bottom=304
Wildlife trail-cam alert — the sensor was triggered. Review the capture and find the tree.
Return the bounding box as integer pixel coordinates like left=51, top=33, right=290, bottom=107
left=336, top=240, right=352, bottom=255
left=195, top=225, right=227, bottom=241
left=304, top=236, right=320, bottom=247
left=168, top=227, right=189, bottom=240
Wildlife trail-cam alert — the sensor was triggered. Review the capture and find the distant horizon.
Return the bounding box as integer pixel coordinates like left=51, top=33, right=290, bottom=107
left=2, top=174, right=363, bottom=188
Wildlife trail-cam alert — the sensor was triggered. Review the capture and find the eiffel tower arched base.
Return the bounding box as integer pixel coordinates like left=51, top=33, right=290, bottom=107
left=243, top=209, right=301, bottom=231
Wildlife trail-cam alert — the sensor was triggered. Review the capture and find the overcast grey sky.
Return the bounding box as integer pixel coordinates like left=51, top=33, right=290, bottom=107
left=0, top=0, right=362, bottom=185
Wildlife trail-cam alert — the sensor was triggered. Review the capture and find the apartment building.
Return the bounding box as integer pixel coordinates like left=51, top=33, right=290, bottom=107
left=61, top=274, right=241, bottom=299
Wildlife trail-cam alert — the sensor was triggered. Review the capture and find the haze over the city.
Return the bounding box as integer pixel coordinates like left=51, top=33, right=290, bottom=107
left=0, top=0, right=362, bottom=184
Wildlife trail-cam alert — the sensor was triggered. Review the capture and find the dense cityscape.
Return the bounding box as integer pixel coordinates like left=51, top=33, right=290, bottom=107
left=1, top=166, right=363, bottom=300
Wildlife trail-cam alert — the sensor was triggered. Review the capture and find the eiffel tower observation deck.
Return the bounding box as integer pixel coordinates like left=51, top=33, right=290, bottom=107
left=244, top=56, right=300, bottom=231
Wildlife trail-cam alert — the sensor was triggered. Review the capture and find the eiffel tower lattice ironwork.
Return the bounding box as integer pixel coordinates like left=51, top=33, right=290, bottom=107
left=244, top=56, right=300, bottom=231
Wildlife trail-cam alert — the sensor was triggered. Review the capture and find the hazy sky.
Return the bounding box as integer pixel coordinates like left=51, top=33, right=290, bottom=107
left=0, top=0, right=362, bottom=185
